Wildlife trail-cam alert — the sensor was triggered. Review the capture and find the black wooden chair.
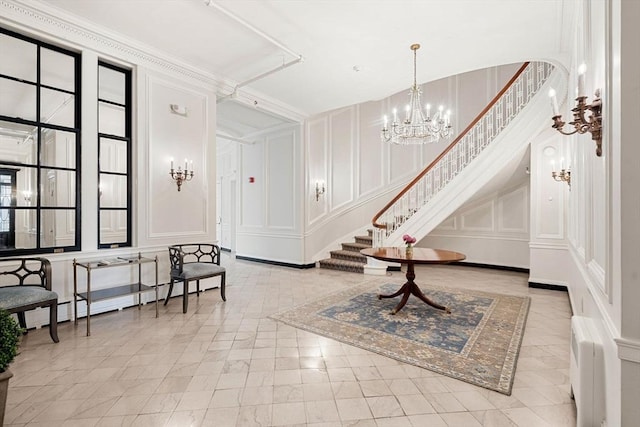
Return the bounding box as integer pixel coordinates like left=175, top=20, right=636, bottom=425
left=164, top=243, right=226, bottom=313
left=0, top=257, right=59, bottom=342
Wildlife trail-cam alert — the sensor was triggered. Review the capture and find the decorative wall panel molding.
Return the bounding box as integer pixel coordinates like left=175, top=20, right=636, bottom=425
left=497, top=186, right=528, bottom=233
left=460, top=201, right=495, bottom=232
left=266, top=130, right=297, bottom=230
left=147, top=76, right=209, bottom=238
left=329, top=107, right=354, bottom=210
left=307, top=117, right=328, bottom=225
left=430, top=183, right=530, bottom=239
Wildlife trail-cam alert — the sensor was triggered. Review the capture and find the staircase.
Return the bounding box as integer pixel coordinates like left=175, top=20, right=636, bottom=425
left=371, top=61, right=564, bottom=248
left=318, top=231, right=373, bottom=273
left=316, top=62, right=564, bottom=274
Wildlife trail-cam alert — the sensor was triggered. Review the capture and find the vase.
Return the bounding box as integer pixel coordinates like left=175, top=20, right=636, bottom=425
left=405, top=246, right=413, bottom=257
left=0, top=369, right=13, bottom=426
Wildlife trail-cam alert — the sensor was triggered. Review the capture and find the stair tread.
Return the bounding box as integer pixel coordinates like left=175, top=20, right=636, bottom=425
left=330, top=249, right=367, bottom=256
left=329, top=250, right=367, bottom=262
left=319, top=258, right=366, bottom=272
left=342, top=242, right=371, bottom=249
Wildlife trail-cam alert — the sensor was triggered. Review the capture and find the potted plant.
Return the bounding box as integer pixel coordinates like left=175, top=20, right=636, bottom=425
left=0, top=309, right=22, bottom=425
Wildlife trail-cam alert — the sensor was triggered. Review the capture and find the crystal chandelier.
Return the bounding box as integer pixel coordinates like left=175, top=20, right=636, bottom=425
left=381, top=44, right=452, bottom=145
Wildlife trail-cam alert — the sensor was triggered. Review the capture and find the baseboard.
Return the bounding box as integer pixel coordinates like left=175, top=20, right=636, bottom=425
left=452, top=261, right=529, bottom=274
left=221, top=247, right=231, bottom=252
left=387, top=266, right=402, bottom=272
left=235, top=255, right=316, bottom=269
left=528, top=282, right=568, bottom=292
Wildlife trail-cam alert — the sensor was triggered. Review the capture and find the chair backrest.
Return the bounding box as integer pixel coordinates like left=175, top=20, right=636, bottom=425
left=0, top=257, right=52, bottom=290
left=168, top=244, right=221, bottom=275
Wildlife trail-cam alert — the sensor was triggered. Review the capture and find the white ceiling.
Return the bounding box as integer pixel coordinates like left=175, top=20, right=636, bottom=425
left=38, top=0, right=568, bottom=121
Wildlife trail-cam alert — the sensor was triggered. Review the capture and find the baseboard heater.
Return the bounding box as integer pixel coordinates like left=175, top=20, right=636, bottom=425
left=570, top=315, right=605, bottom=427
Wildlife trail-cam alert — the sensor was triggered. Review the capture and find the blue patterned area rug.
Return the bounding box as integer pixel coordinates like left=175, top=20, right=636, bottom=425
left=270, top=282, right=530, bottom=395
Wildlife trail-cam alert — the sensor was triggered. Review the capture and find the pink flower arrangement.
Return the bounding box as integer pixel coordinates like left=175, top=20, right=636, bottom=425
left=402, top=234, right=417, bottom=247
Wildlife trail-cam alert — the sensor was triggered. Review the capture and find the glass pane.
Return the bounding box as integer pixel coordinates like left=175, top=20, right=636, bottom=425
left=13, top=165, right=37, bottom=208
left=99, top=101, right=125, bottom=137
left=99, top=210, right=127, bottom=244
left=0, top=77, right=36, bottom=121
left=40, top=169, right=76, bottom=208
left=99, top=174, right=127, bottom=208
left=41, top=87, right=75, bottom=128
left=99, top=137, right=128, bottom=174
left=0, top=33, right=37, bottom=82
left=41, top=47, right=75, bottom=92
left=14, top=209, right=37, bottom=250
left=41, top=128, right=77, bottom=169
left=99, top=65, right=126, bottom=104
left=40, top=209, right=76, bottom=248
left=0, top=121, right=38, bottom=165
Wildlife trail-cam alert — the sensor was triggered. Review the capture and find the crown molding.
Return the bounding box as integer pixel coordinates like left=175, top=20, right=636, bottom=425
left=1, top=1, right=224, bottom=87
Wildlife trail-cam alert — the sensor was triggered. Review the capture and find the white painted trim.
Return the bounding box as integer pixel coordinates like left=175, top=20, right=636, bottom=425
left=529, top=241, right=569, bottom=250
left=615, top=338, right=640, bottom=364
left=428, top=234, right=529, bottom=242
left=568, top=244, right=620, bottom=342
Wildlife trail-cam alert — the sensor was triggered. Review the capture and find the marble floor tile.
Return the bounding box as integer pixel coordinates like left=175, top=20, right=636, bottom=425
left=6, top=259, right=576, bottom=426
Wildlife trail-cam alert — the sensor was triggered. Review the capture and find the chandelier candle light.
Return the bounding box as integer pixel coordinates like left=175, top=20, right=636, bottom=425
left=381, top=44, right=453, bottom=145
left=169, top=158, right=194, bottom=191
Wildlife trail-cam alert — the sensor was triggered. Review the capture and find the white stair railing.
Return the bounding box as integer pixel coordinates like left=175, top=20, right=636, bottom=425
left=371, top=61, right=555, bottom=247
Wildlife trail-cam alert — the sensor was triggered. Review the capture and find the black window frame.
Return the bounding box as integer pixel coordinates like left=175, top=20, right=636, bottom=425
left=97, top=61, right=132, bottom=249
left=0, top=26, right=81, bottom=256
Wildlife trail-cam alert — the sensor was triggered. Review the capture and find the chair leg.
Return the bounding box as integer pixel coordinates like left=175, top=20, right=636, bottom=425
left=220, top=272, right=226, bottom=301
left=164, top=280, right=174, bottom=306
left=183, top=280, right=189, bottom=313
left=17, top=311, right=27, bottom=334
left=196, top=280, right=200, bottom=297
left=49, top=301, right=59, bottom=343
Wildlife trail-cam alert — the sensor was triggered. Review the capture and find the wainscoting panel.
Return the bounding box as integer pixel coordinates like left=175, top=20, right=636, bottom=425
left=460, top=201, right=495, bottom=232
left=267, top=131, right=296, bottom=229
left=423, top=182, right=530, bottom=268
left=330, top=107, right=354, bottom=210
left=498, top=186, right=529, bottom=233
left=307, top=117, right=328, bottom=224
left=147, top=76, right=209, bottom=237
left=533, top=142, right=565, bottom=240
left=358, top=100, right=384, bottom=197
left=240, top=142, right=265, bottom=227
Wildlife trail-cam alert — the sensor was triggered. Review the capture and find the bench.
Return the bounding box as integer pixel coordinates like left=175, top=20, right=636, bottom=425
left=0, top=257, right=59, bottom=343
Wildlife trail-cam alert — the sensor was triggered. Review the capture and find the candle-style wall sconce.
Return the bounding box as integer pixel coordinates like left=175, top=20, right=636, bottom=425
left=169, top=157, right=194, bottom=191
left=548, top=64, right=603, bottom=157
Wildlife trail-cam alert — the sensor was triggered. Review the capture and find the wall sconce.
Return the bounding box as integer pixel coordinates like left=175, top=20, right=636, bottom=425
left=548, top=64, right=603, bottom=157
left=314, top=180, right=325, bottom=201
left=22, top=190, right=32, bottom=204
left=551, top=159, right=571, bottom=189
left=169, top=104, right=188, bottom=117
left=170, top=158, right=194, bottom=191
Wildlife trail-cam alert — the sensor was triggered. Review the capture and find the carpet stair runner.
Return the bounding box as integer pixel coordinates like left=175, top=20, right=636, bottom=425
left=318, top=231, right=373, bottom=273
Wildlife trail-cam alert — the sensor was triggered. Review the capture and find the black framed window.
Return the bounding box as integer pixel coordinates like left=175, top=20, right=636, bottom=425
left=0, top=27, right=81, bottom=255
left=98, top=62, right=131, bottom=248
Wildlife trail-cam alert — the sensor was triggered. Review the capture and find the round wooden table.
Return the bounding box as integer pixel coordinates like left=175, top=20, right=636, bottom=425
left=360, top=247, right=466, bottom=315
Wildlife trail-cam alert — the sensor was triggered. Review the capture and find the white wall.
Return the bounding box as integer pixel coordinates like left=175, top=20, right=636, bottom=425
left=553, top=0, right=640, bottom=425
left=422, top=182, right=530, bottom=269
left=223, top=125, right=304, bottom=264
left=0, top=1, right=219, bottom=327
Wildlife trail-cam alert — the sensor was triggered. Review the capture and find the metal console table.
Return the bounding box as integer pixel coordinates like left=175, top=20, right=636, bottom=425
left=73, top=253, right=158, bottom=336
